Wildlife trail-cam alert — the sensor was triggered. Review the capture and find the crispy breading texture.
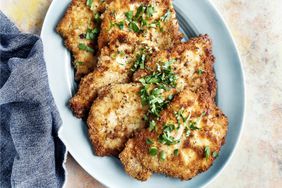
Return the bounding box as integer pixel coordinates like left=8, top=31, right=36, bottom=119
left=119, top=137, right=153, bottom=181
left=87, top=83, right=148, bottom=156
left=119, top=88, right=228, bottom=181
left=98, top=0, right=183, bottom=49
left=56, top=0, right=107, bottom=80
left=85, top=35, right=216, bottom=157
left=69, top=31, right=145, bottom=118
left=133, top=34, right=216, bottom=99
left=69, top=0, right=182, bottom=118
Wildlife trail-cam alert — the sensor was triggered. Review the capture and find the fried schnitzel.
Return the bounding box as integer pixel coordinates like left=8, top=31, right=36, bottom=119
left=119, top=88, right=228, bottom=181
left=56, top=0, right=109, bottom=80
left=87, top=83, right=147, bottom=156
left=69, top=0, right=182, bottom=118
left=87, top=35, right=216, bottom=156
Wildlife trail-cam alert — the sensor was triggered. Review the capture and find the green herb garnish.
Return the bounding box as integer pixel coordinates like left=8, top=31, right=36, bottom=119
left=75, top=61, right=84, bottom=67
left=94, top=13, right=101, bottom=23
left=139, top=59, right=177, bottom=117
left=85, top=28, right=99, bottom=40
left=124, top=5, right=156, bottom=33
left=78, top=43, right=94, bottom=53
left=160, top=10, right=171, bottom=22
left=129, top=22, right=140, bottom=32
left=149, top=120, right=156, bottom=132
left=189, top=121, right=200, bottom=130
left=146, top=138, right=153, bottom=145
left=212, top=151, right=219, bottom=158
left=185, top=127, right=191, bottom=137
left=174, top=149, right=179, bottom=156
left=149, top=146, right=158, bottom=156
left=204, top=146, right=210, bottom=160
left=116, top=21, right=125, bottom=30
left=134, top=5, right=145, bottom=20
left=146, top=5, right=155, bottom=18
left=141, top=18, right=148, bottom=27
left=158, top=123, right=179, bottom=145
left=160, top=151, right=166, bottom=161
left=131, top=53, right=146, bottom=72
left=198, top=69, right=203, bottom=75
left=125, top=10, right=133, bottom=21
left=86, top=0, right=93, bottom=8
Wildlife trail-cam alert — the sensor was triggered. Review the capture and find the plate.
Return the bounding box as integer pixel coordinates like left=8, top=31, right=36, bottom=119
left=41, top=0, right=245, bottom=187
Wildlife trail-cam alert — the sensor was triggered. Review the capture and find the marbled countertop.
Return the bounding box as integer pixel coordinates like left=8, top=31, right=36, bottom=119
left=1, top=0, right=281, bottom=187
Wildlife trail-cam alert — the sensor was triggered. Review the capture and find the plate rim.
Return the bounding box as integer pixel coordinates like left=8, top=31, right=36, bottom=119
left=41, top=0, right=246, bottom=187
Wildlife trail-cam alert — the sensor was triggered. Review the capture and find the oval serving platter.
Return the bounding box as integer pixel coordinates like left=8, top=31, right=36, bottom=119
left=41, top=0, right=245, bottom=187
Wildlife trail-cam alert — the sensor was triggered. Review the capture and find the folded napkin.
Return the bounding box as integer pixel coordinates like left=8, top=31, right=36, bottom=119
left=0, top=12, right=66, bottom=188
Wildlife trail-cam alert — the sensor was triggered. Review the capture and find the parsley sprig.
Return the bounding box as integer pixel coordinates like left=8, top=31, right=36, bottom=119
left=85, top=28, right=99, bottom=40
left=139, top=59, right=177, bottom=117
left=131, top=53, right=146, bottom=72
left=86, top=0, right=93, bottom=8
left=158, top=123, right=180, bottom=145
left=78, top=43, right=94, bottom=53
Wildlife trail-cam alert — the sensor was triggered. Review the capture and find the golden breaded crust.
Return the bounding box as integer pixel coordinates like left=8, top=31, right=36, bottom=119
left=99, top=0, right=183, bottom=49
left=119, top=88, right=228, bottom=180
left=119, top=138, right=152, bottom=181
left=56, top=0, right=103, bottom=80
left=69, top=31, right=145, bottom=118
left=84, top=35, right=216, bottom=157
left=87, top=83, right=148, bottom=156
left=70, top=0, right=183, bottom=118
left=133, top=34, right=216, bottom=99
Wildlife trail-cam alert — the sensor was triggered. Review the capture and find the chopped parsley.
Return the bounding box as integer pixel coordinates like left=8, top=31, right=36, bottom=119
left=191, top=111, right=206, bottom=129
left=131, top=53, right=146, bottom=72
left=141, top=60, right=178, bottom=153
left=135, top=5, right=146, bottom=20
left=94, top=13, right=101, bottom=23
left=198, top=69, right=203, bottom=75
left=160, top=10, right=171, bottom=22
left=149, top=120, right=156, bottom=132
left=75, top=61, right=84, bottom=67
left=212, top=151, right=219, bottom=158
left=149, top=146, right=158, bottom=156
left=125, top=11, right=133, bottom=21
left=124, top=5, right=156, bottom=33
left=111, top=5, right=169, bottom=33
left=174, top=149, right=179, bottom=156
left=158, top=123, right=180, bottom=145
left=78, top=43, right=94, bottom=53
left=129, top=21, right=140, bottom=32
left=85, top=28, right=99, bottom=40
left=146, top=5, right=155, bottom=18
left=141, top=18, right=148, bottom=27
left=160, top=151, right=166, bottom=161
left=139, top=59, right=177, bottom=117
left=204, top=146, right=210, bottom=160
left=189, top=121, right=201, bottom=130
left=86, top=0, right=93, bottom=8
left=116, top=21, right=125, bottom=30
left=175, top=108, right=191, bottom=127
left=185, top=128, right=191, bottom=137
left=146, top=138, right=153, bottom=145
left=143, top=114, right=148, bottom=121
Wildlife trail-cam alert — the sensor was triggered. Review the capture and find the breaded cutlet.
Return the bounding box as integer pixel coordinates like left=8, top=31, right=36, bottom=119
left=87, top=83, right=147, bottom=156
left=69, top=0, right=183, bottom=118
left=133, top=34, right=216, bottom=100
left=98, top=0, right=183, bottom=49
left=87, top=35, right=216, bottom=156
left=119, top=88, right=228, bottom=181
left=56, top=0, right=109, bottom=80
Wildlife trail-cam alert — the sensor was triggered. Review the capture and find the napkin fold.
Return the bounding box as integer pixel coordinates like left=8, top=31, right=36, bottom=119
left=0, top=11, right=66, bottom=188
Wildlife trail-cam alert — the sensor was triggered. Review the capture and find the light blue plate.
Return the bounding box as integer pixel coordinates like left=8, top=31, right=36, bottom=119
left=41, top=0, right=245, bottom=187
